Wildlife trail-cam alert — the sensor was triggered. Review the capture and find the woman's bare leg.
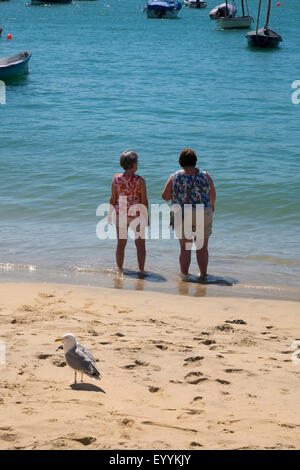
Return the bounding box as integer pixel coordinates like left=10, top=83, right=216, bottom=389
left=116, top=238, right=127, bottom=270
left=135, top=237, right=146, bottom=272
left=179, top=238, right=192, bottom=275
left=116, top=221, right=128, bottom=270
left=196, top=237, right=209, bottom=279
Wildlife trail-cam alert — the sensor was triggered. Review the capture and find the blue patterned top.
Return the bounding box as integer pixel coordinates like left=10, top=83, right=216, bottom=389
left=172, top=169, right=211, bottom=209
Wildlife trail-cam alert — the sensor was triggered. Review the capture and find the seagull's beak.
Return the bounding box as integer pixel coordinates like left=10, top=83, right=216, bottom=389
left=55, top=338, right=62, bottom=342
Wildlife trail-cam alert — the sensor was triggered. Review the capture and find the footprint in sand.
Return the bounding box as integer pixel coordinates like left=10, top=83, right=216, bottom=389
left=122, top=360, right=149, bottom=370
left=190, top=441, right=203, bottom=447
left=36, top=353, right=53, bottom=360
left=38, top=292, right=55, bottom=298
left=88, top=330, right=99, bottom=337
left=215, top=324, right=234, bottom=332
left=21, top=305, right=35, bottom=312
left=154, top=344, right=168, bottom=351
left=192, top=396, right=203, bottom=402
left=216, top=379, right=231, bottom=385
left=225, top=319, right=247, bottom=325
left=180, top=409, right=204, bottom=416
left=52, top=435, right=96, bottom=447
left=22, top=407, right=37, bottom=415
left=184, top=356, right=204, bottom=366
left=201, top=339, right=216, bottom=346
left=52, top=358, right=67, bottom=368
left=120, top=418, right=135, bottom=427
left=184, top=372, right=207, bottom=385
left=0, top=432, right=18, bottom=442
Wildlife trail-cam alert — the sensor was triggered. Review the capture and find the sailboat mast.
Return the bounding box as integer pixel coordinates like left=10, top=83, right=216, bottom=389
left=226, top=0, right=228, bottom=16
left=241, top=0, right=245, bottom=17
left=256, top=0, right=262, bottom=35
left=265, top=0, right=271, bottom=29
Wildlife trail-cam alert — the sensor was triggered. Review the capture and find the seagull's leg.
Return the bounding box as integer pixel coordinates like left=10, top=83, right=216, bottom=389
left=74, top=371, right=77, bottom=384
left=81, top=373, right=84, bottom=383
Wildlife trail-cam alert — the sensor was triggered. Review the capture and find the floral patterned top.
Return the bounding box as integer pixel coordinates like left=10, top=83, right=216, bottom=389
left=113, top=173, right=142, bottom=216
left=172, top=169, right=211, bottom=209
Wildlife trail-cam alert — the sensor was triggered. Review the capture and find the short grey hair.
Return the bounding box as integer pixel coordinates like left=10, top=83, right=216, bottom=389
left=120, top=150, right=138, bottom=170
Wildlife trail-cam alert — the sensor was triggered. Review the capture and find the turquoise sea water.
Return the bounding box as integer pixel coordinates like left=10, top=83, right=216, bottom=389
left=0, top=0, right=300, bottom=298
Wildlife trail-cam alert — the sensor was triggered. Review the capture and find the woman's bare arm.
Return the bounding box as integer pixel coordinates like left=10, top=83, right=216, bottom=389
left=206, top=173, right=216, bottom=211
left=140, top=177, right=148, bottom=208
left=162, top=175, right=173, bottom=201
left=110, top=180, right=117, bottom=206
left=108, top=179, right=117, bottom=224
left=140, top=177, right=149, bottom=226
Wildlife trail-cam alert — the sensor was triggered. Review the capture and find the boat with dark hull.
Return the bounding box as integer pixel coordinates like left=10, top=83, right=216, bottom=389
left=0, top=51, right=31, bottom=81
left=31, top=0, right=72, bottom=4
left=145, top=0, right=182, bottom=19
left=247, top=27, right=282, bottom=47
left=246, top=0, right=282, bottom=48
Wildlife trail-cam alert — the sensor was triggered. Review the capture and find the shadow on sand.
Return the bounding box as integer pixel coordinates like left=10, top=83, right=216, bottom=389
left=119, top=269, right=167, bottom=283
left=182, top=274, right=238, bottom=287
left=70, top=383, right=106, bottom=393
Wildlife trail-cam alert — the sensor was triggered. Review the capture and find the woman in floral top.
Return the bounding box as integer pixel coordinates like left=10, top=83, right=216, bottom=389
left=109, top=150, right=148, bottom=272
left=162, top=149, right=216, bottom=279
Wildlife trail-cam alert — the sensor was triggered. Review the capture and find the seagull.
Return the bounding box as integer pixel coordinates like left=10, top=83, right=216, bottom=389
left=55, top=333, right=101, bottom=384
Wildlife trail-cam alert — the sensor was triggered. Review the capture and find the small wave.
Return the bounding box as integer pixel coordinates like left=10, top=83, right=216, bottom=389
left=0, top=262, right=37, bottom=272
left=245, top=255, right=300, bottom=268
left=236, top=283, right=300, bottom=293
left=69, top=266, right=99, bottom=273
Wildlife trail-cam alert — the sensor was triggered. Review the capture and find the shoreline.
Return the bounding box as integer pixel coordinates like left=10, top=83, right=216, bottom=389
left=0, top=282, right=300, bottom=449
left=1, top=261, right=300, bottom=302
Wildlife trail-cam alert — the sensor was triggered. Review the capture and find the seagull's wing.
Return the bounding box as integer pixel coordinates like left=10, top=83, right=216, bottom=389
left=78, top=343, right=96, bottom=364
left=66, top=344, right=101, bottom=380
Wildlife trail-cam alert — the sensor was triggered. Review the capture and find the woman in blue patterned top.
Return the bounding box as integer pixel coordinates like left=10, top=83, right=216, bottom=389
left=162, top=149, right=216, bottom=279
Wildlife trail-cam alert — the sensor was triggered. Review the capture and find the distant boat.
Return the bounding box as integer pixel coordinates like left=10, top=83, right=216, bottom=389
left=31, top=0, right=72, bottom=4
left=217, top=0, right=253, bottom=29
left=0, top=51, right=31, bottom=81
left=209, top=2, right=236, bottom=19
left=145, top=0, right=182, bottom=19
left=246, top=0, right=282, bottom=47
left=184, top=0, right=207, bottom=8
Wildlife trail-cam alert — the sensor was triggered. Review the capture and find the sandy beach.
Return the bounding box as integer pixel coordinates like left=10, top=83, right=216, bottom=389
left=0, top=282, right=299, bottom=450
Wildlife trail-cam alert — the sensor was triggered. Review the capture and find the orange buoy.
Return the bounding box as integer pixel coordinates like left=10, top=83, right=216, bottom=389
left=7, top=33, right=12, bottom=40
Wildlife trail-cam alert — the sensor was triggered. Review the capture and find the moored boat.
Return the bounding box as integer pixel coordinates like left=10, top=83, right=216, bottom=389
left=31, top=0, right=72, bottom=5
left=217, top=0, right=253, bottom=29
left=0, top=51, right=31, bottom=81
left=145, top=0, right=182, bottom=19
left=217, top=16, right=252, bottom=28
left=184, top=0, right=207, bottom=8
left=209, top=2, right=236, bottom=19
left=246, top=27, right=282, bottom=47
left=246, top=0, right=282, bottom=48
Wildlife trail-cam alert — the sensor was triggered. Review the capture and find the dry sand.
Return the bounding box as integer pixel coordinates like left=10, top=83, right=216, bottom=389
left=0, top=282, right=300, bottom=450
